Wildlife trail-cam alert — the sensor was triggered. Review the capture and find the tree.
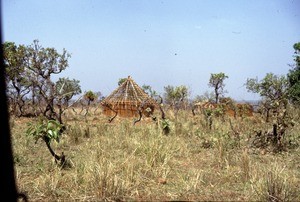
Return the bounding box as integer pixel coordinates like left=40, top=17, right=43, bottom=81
left=56, top=77, right=81, bottom=102
left=142, top=84, right=158, bottom=98
left=208, top=72, right=228, bottom=104
left=26, top=118, right=66, bottom=167
left=246, top=73, right=293, bottom=152
left=3, top=42, right=31, bottom=116
left=163, top=85, right=189, bottom=109
left=25, top=40, right=71, bottom=120
left=84, top=90, right=97, bottom=106
left=287, top=42, right=300, bottom=104
left=78, top=90, right=100, bottom=117
left=194, top=91, right=215, bottom=103
left=55, top=77, right=82, bottom=124
left=3, top=40, right=74, bottom=119
left=118, top=78, right=127, bottom=86
left=3, top=40, right=82, bottom=123
left=246, top=73, right=289, bottom=122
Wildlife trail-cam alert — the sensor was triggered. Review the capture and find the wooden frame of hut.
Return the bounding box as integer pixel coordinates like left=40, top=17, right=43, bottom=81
left=101, top=76, right=158, bottom=118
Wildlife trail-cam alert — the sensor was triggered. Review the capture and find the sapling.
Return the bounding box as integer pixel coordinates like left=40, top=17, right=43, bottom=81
left=26, top=118, right=66, bottom=167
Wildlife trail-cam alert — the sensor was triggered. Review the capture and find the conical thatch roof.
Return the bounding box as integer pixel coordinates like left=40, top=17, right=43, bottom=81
left=101, top=76, right=158, bottom=117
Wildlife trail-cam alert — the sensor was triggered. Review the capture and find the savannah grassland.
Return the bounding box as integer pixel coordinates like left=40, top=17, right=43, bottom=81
left=11, top=107, right=300, bottom=201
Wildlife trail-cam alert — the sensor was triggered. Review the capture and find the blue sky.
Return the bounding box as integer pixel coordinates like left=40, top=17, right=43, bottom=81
left=2, top=0, right=300, bottom=101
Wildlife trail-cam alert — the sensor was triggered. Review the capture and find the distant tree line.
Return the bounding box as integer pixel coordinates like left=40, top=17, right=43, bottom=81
left=3, top=40, right=300, bottom=123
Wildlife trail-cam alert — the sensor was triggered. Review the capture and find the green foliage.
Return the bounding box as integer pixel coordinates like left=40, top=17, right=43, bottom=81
left=246, top=73, right=288, bottom=106
left=161, top=119, right=170, bottom=130
left=209, top=72, right=228, bottom=87
left=142, top=84, right=158, bottom=98
left=208, top=72, right=228, bottom=103
left=56, top=77, right=82, bottom=101
left=203, top=108, right=213, bottom=117
left=26, top=119, right=64, bottom=144
left=2, top=40, right=78, bottom=119
left=3, top=42, right=32, bottom=115
left=163, top=85, right=189, bottom=105
left=26, top=39, right=70, bottom=76
left=246, top=73, right=288, bottom=99
left=194, top=91, right=215, bottom=103
left=118, top=78, right=127, bottom=86
left=246, top=73, right=289, bottom=123
left=161, top=119, right=171, bottom=135
left=3, top=42, right=28, bottom=83
left=287, top=42, right=300, bottom=104
left=293, top=42, right=300, bottom=68
left=84, top=90, right=98, bottom=103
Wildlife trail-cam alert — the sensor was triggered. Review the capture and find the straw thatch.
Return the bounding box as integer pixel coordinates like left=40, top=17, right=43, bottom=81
left=101, top=76, right=158, bottom=118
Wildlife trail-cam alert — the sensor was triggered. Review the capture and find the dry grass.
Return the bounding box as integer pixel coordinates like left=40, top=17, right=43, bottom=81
left=11, top=107, right=300, bottom=201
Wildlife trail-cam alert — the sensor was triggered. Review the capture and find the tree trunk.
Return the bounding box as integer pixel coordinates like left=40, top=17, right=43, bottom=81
left=43, top=136, right=65, bottom=165
left=215, top=86, right=219, bottom=104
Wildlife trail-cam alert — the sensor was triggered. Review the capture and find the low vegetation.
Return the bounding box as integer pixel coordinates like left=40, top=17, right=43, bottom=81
left=11, top=107, right=300, bottom=201
left=4, top=40, right=300, bottom=201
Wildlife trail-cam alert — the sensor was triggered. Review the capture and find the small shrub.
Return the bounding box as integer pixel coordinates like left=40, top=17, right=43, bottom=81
left=252, top=167, right=297, bottom=202
left=161, top=119, right=171, bottom=135
left=26, top=118, right=67, bottom=167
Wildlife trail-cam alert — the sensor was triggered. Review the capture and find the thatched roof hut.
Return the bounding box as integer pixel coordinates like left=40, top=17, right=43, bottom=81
left=101, top=76, right=158, bottom=118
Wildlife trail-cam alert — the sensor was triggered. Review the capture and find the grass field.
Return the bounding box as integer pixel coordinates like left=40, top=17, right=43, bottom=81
left=11, top=107, right=300, bottom=201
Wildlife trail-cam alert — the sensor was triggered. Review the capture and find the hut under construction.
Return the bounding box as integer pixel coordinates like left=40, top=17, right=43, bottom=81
left=101, top=76, right=158, bottom=118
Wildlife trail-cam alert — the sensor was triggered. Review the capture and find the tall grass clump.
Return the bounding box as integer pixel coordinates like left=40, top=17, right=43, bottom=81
left=251, top=164, right=299, bottom=201
left=240, top=149, right=251, bottom=182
